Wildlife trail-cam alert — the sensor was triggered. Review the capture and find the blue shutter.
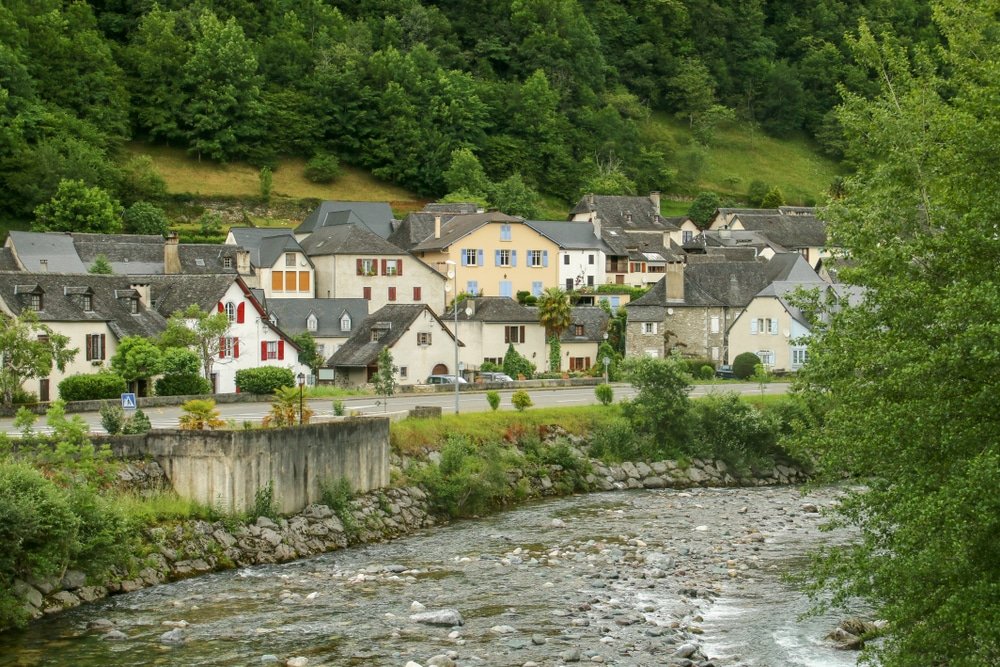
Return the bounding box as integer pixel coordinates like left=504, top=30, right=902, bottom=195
left=495, top=249, right=501, bottom=266
left=532, top=281, right=542, bottom=297
left=511, top=250, right=517, bottom=267
left=500, top=281, right=512, bottom=297
left=542, top=250, right=549, bottom=267
left=461, top=249, right=467, bottom=266
left=477, top=248, right=484, bottom=266
left=467, top=281, right=478, bottom=295
left=751, top=318, right=758, bottom=335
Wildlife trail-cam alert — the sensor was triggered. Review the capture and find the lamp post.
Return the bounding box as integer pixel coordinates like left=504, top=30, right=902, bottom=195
left=297, top=372, right=305, bottom=425
left=603, top=355, right=610, bottom=385
left=444, top=259, right=460, bottom=414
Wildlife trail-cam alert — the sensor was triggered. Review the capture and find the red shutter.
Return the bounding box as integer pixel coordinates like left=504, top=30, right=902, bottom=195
left=363, top=286, right=371, bottom=300
left=219, top=337, right=226, bottom=358
left=504, top=327, right=510, bottom=344
left=217, top=302, right=224, bottom=313
left=261, top=341, right=267, bottom=360
left=234, top=338, right=240, bottom=358
left=85, top=335, right=92, bottom=361
left=100, top=334, right=106, bottom=360
left=413, top=286, right=421, bottom=301
left=388, top=286, right=396, bottom=301
left=278, top=340, right=285, bottom=360
left=356, top=259, right=363, bottom=275
left=397, top=259, right=403, bottom=276
left=237, top=302, right=245, bottom=323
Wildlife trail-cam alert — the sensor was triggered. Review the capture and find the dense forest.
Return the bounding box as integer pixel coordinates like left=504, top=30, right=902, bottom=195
left=0, top=0, right=938, bottom=223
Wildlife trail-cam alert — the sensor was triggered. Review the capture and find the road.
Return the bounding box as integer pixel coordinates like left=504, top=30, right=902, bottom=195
left=0, top=382, right=786, bottom=435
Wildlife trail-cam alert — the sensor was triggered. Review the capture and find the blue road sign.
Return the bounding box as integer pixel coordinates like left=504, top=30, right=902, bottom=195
left=121, top=393, right=137, bottom=410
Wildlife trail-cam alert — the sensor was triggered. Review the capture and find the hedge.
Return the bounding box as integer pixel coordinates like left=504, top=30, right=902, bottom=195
left=58, top=372, right=127, bottom=402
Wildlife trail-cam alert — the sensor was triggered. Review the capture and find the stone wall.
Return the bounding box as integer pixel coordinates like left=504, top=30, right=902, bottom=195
left=108, top=419, right=390, bottom=515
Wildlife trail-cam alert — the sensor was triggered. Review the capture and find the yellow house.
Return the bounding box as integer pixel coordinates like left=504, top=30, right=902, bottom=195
left=410, top=212, right=560, bottom=301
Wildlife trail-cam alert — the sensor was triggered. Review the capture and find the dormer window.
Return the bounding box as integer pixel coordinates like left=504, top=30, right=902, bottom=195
left=340, top=314, right=351, bottom=331
left=30, top=293, right=43, bottom=311
left=82, top=294, right=93, bottom=312
left=574, top=324, right=584, bottom=336
left=223, top=256, right=233, bottom=269
left=130, top=298, right=139, bottom=314
left=307, top=314, right=318, bottom=332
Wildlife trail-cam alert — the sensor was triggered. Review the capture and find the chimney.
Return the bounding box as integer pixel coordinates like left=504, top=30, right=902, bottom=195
left=129, top=283, right=150, bottom=307
left=587, top=192, right=595, bottom=209
left=434, top=215, right=441, bottom=239
left=649, top=191, right=661, bottom=213
left=665, top=261, right=685, bottom=302
left=164, top=232, right=181, bottom=275
left=592, top=216, right=601, bottom=242
left=625, top=211, right=632, bottom=224
left=236, top=248, right=251, bottom=275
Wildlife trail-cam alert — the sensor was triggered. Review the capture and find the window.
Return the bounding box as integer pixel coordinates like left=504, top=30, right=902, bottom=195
left=528, top=250, right=546, bottom=267
left=388, top=286, right=396, bottom=301
left=757, top=350, right=775, bottom=366
left=298, top=271, right=310, bottom=292
left=587, top=275, right=594, bottom=286
left=29, top=293, right=42, bottom=311
left=711, top=346, right=720, bottom=361
left=683, top=230, right=694, bottom=244
left=264, top=341, right=280, bottom=360
left=466, top=280, right=478, bottom=295
left=340, top=314, right=352, bottom=331
left=225, top=302, right=236, bottom=321
left=768, top=318, right=779, bottom=335
left=307, top=314, right=318, bottom=332
left=565, top=279, right=574, bottom=291
left=363, top=286, right=371, bottom=300
left=505, top=325, right=526, bottom=344
left=600, top=295, right=621, bottom=308
left=357, top=258, right=377, bottom=276
left=417, top=332, right=432, bottom=346
left=413, top=286, right=422, bottom=301
left=751, top=318, right=760, bottom=335
left=284, top=272, right=298, bottom=291
left=499, top=280, right=513, bottom=298
left=220, top=336, right=240, bottom=359
left=531, top=281, right=543, bottom=297
left=500, top=224, right=512, bottom=241
left=285, top=252, right=296, bottom=267
left=399, top=366, right=408, bottom=379
left=82, top=294, right=93, bottom=312
left=630, top=262, right=647, bottom=273
left=643, top=322, right=658, bottom=334
left=496, top=249, right=512, bottom=267
left=316, top=344, right=325, bottom=358
left=223, top=256, right=233, bottom=269
left=710, top=316, right=720, bottom=334
left=130, top=298, right=139, bottom=314
left=792, top=347, right=810, bottom=367
left=371, top=328, right=388, bottom=342
left=574, top=324, right=584, bottom=336
left=383, top=259, right=400, bottom=276
left=588, top=254, right=595, bottom=265
left=463, top=248, right=479, bottom=266
left=563, top=254, right=570, bottom=265
left=483, top=357, right=503, bottom=366
left=85, top=334, right=106, bottom=361
left=569, top=357, right=591, bottom=371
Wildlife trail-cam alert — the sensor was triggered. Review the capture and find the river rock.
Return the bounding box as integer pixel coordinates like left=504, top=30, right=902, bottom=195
left=159, top=628, right=185, bottom=644
left=410, top=609, right=464, bottom=626
left=490, top=624, right=517, bottom=634
left=59, top=570, right=87, bottom=591
left=102, top=630, right=129, bottom=641
left=285, top=658, right=308, bottom=667
left=12, top=580, right=43, bottom=609
left=426, top=655, right=456, bottom=667
left=560, top=647, right=582, bottom=662
left=673, top=642, right=699, bottom=658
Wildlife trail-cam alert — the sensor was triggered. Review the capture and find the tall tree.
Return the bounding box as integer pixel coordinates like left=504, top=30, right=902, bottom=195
left=110, top=336, right=163, bottom=396
left=372, top=346, right=397, bottom=412
left=537, top=287, right=572, bottom=339
left=160, top=305, right=231, bottom=382
left=0, top=311, right=76, bottom=407
left=795, top=4, right=1000, bottom=665
left=33, top=179, right=121, bottom=234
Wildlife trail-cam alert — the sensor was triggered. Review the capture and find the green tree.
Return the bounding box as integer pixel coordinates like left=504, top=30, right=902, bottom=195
left=548, top=334, right=562, bottom=373
left=88, top=255, right=113, bottom=275
left=33, top=179, right=121, bottom=233
left=0, top=312, right=77, bottom=407
left=620, top=355, right=693, bottom=453
left=746, top=180, right=770, bottom=207
left=122, top=201, right=169, bottom=236
left=687, top=191, right=721, bottom=228
left=794, top=5, right=1000, bottom=665
left=372, top=346, right=397, bottom=412
left=668, top=57, right=717, bottom=128
left=487, top=173, right=540, bottom=218
left=292, top=332, right=322, bottom=375
left=258, top=166, right=272, bottom=202
left=443, top=147, right=490, bottom=197
left=511, top=388, right=533, bottom=412
left=160, top=305, right=230, bottom=381
left=760, top=186, right=785, bottom=208
left=537, top=287, right=572, bottom=339
left=109, top=336, right=163, bottom=396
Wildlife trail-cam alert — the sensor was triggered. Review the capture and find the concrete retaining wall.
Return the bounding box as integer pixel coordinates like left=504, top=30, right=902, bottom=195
left=108, top=419, right=389, bottom=514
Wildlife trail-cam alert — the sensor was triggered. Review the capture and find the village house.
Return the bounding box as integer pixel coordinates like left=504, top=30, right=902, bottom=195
left=707, top=207, right=829, bottom=268
left=261, top=297, right=369, bottom=367
left=452, top=296, right=546, bottom=374
left=523, top=220, right=610, bottom=292
left=555, top=306, right=610, bottom=373
left=224, top=228, right=315, bottom=299
left=294, top=200, right=397, bottom=242
left=324, top=304, right=462, bottom=386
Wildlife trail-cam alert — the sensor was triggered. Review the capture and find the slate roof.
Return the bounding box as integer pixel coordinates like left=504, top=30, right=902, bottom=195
left=410, top=211, right=523, bottom=252
left=0, top=248, right=19, bottom=271
left=729, top=213, right=827, bottom=249
left=523, top=220, right=611, bottom=252
left=257, top=234, right=311, bottom=270
left=389, top=203, right=482, bottom=250
left=684, top=229, right=788, bottom=255
left=601, top=227, right=681, bottom=262
left=264, top=298, right=369, bottom=338
left=626, top=253, right=820, bottom=321
left=6, top=231, right=87, bottom=273
left=145, top=274, right=239, bottom=316
left=295, top=201, right=396, bottom=239
left=325, top=304, right=461, bottom=368
left=299, top=224, right=407, bottom=256
left=454, top=296, right=538, bottom=323
left=0, top=271, right=166, bottom=339
left=560, top=306, right=609, bottom=343
left=227, top=228, right=297, bottom=268
left=569, top=194, right=662, bottom=227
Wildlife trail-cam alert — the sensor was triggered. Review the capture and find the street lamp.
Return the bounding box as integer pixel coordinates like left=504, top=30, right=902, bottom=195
left=603, top=355, right=610, bottom=385
left=297, top=372, right=305, bottom=425
left=444, top=259, right=460, bottom=414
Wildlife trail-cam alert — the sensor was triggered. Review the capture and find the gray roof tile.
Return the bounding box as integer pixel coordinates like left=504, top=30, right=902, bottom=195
left=296, top=201, right=396, bottom=239
left=326, top=304, right=460, bottom=368
left=300, top=224, right=407, bottom=256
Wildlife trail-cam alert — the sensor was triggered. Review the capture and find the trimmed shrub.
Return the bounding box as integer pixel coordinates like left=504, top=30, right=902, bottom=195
left=595, top=383, right=614, bottom=405
left=122, top=409, right=151, bottom=434
left=235, top=367, right=295, bottom=395
left=58, top=372, right=127, bottom=402
left=99, top=402, right=125, bottom=435
left=154, top=373, right=211, bottom=397
left=732, top=352, right=762, bottom=380
left=699, top=365, right=715, bottom=380
left=304, top=152, right=340, bottom=183
left=511, top=389, right=533, bottom=412
left=486, top=390, right=501, bottom=411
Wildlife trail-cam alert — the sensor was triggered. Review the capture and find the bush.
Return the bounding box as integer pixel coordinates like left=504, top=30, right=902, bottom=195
left=502, top=343, right=535, bottom=380
left=154, top=373, right=211, bottom=397
left=485, top=390, right=501, bottom=411
left=58, top=372, right=127, bottom=402
left=178, top=399, right=225, bottom=430
left=122, top=201, right=169, bottom=235
left=732, top=352, right=762, bottom=380
left=408, top=437, right=517, bottom=518
left=692, top=393, right=782, bottom=470
left=122, top=409, right=151, bottom=434
left=679, top=357, right=714, bottom=377
left=699, top=365, right=715, bottom=380
left=511, top=389, right=533, bottom=412
left=595, top=383, right=614, bottom=405
left=235, top=367, right=295, bottom=395
left=304, top=152, right=340, bottom=183
left=332, top=399, right=345, bottom=416
left=99, top=402, right=125, bottom=435
left=587, top=418, right=661, bottom=462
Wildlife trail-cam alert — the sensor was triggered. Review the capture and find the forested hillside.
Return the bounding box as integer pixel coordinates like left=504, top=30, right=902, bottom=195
left=0, top=0, right=936, bottom=225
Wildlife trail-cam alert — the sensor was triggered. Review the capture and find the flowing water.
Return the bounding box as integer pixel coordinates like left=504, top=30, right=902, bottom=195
left=0, top=486, right=862, bottom=666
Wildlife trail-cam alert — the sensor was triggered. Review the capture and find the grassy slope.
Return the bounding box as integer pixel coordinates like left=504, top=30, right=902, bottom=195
left=642, top=113, right=844, bottom=207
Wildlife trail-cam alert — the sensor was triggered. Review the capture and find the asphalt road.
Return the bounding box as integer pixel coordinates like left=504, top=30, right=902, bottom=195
left=0, top=382, right=787, bottom=435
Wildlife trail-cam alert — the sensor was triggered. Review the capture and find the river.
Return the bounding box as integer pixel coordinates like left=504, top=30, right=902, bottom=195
left=0, top=485, right=862, bottom=666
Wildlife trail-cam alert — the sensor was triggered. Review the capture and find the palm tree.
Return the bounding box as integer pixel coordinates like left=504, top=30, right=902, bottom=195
left=537, top=287, right=572, bottom=339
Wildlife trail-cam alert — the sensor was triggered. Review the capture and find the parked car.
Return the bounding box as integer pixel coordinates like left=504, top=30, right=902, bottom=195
left=714, top=365, right=737, bottom=379
left=477, top=371, right=514, bottom=383
left=425, top=374, right=468, bottom=385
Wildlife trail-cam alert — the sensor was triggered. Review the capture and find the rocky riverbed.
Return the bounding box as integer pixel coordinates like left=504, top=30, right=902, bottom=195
left=0, top=484, right=859, bottom=667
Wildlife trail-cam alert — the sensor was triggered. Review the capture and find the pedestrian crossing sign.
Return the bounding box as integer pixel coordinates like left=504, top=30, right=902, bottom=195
left=121, top=393, right=137, bottom=410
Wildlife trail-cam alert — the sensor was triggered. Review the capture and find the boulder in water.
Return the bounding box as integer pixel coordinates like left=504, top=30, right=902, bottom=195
left=409, top=609, right=464, bottom=626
